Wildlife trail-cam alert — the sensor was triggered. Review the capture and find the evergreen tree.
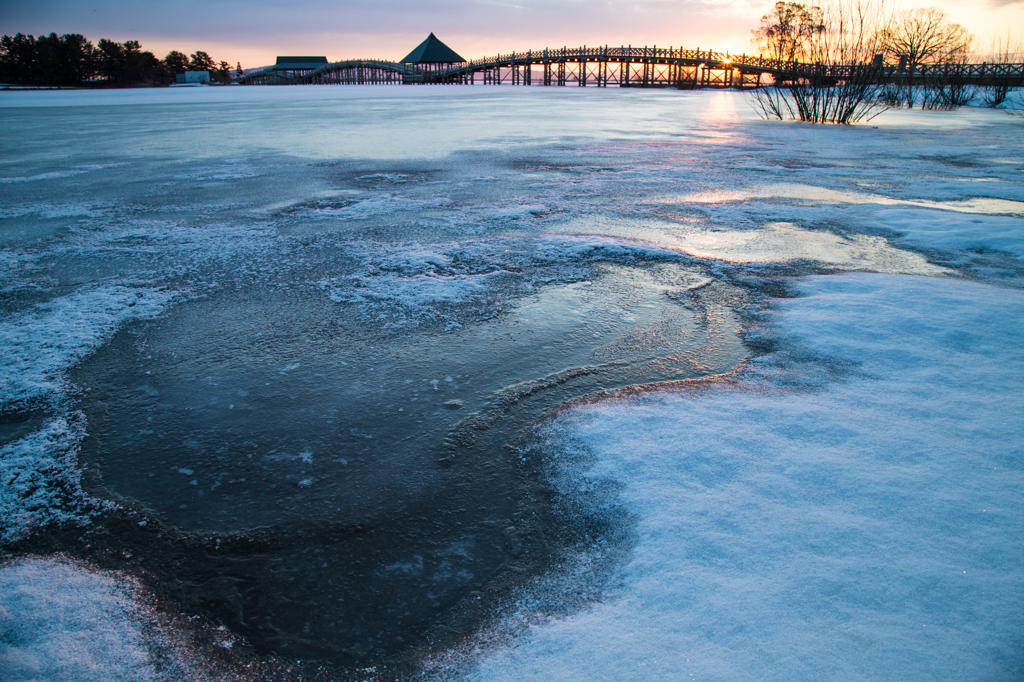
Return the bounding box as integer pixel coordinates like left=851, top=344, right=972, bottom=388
left=164, top=50, right=189, bottom=75
left=216, top=60, right=231, bottom=82
left=189, top=50, right=215, bottom=72
left=0, top=33, right=38, bottom=84
left=96, top=38, right=126, bottom=82
left=0, top=32, right=230, bottom=86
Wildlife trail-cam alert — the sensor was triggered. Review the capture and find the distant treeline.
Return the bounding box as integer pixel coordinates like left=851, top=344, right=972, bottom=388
left=0, top=33, right=240, bottom=87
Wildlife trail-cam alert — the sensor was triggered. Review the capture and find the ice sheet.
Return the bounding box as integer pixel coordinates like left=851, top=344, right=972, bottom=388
left=2, top=87, right=1024, bottom=678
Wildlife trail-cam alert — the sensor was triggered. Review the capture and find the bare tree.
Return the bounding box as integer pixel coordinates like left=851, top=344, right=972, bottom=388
left=982, top=31, right=1023, bottom=108
left=919, top=53, right=976, bottom=110
left=752, top=1, right=826, bottom=64
left=751, top=0, right=890, bottom=124
left=878, top=7, right=973, bottom=65
left=876, top=8, right=974, bottom=108
left=983, top=30, right=1023, bottom=63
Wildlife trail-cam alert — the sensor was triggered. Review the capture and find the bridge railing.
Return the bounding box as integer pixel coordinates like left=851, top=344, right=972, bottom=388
left=435, top=46, right=799, bottom=78
left=238, top=46, right=1024, bottom=87
left=440, top=47, right=1023, bottom=79
left=234, top=48, right=803, bottom=85
left=308, top=59, right=415, bottom=77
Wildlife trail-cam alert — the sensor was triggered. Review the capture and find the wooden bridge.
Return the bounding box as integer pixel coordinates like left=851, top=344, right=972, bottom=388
left=237, top=44, right=1024, bottom=90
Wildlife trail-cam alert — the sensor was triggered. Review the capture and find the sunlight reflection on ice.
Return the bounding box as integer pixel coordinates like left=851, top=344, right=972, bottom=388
left=552, top=217, right=946, bottom=274
left=663, top=222, right=947, bottom=273
left=674, top=183, right=1024, bottom=216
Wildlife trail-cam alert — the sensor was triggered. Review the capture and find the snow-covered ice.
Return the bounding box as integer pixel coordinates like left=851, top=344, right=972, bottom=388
left=455, top=274, right=1023, bottom=681
left=0, top=556, right=199, bottom=682
left=0, top=286, right=177, bottom=408
left=1, top=85, right=1022, bottom=679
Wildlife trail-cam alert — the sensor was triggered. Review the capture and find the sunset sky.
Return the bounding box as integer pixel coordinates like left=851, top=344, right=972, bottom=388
left=1, top=0, right=1021, bottom=69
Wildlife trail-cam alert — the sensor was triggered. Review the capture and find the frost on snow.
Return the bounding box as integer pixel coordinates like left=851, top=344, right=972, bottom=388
left=0, top=556, right=200, bottom=682
left=0, top=286, right=177, bottom=409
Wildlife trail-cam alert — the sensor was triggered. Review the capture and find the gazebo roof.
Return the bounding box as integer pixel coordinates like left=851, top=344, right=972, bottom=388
left=271, top=56, right=328, bottom=71
left=400, top=33, right=465, bottom=64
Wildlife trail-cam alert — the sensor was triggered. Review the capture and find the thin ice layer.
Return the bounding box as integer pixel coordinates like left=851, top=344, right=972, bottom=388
left=463, top=273, right=1024, bottom=682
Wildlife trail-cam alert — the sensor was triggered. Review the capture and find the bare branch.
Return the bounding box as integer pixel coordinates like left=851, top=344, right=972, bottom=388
left=878, top=7, right=974, bottom=65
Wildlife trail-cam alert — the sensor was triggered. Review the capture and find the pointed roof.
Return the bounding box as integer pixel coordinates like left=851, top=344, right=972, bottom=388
left=400, top=33, right=466, bottom=64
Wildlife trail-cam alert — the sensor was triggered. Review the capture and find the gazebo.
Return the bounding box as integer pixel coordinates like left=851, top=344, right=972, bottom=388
left=271, top=56, right=328, bottom=79
left=400, top=33, right=466, bottom=76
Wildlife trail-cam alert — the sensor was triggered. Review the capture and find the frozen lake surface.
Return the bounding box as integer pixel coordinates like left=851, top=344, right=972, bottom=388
left=1, top=85, right=1022, bottom=681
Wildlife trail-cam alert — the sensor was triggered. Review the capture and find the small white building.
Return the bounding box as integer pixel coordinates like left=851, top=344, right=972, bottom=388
left=175, top=71, right=211, bottom=84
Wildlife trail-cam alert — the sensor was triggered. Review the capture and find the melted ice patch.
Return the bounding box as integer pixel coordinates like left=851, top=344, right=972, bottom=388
left=0, top=203, right=112, bottom=220
left=320, top=236, right=691, bottom=320
left=913, top=196, right=1024, bottom=215
left=471, top=201, right=565, bottom=225
left=72, top=252, right=741, bottom=532
left=552, top=217, right=944, bottom=275
left=320, top=241, right=516, bottom=311
left=173, top=165, right=259, bottom=182
left=347, top=271, right=508, bottom=307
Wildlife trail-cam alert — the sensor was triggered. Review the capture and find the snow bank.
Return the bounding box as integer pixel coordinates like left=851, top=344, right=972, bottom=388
left=0, top=557, right=187, bottom=682
left=462, top=273, right=1024, bottom=682
left=874, top=208, right=1024, bottom=258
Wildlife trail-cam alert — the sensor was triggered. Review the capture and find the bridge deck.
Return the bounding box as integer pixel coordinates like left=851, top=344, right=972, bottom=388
left=237, top=45, right=1024, bottom=89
